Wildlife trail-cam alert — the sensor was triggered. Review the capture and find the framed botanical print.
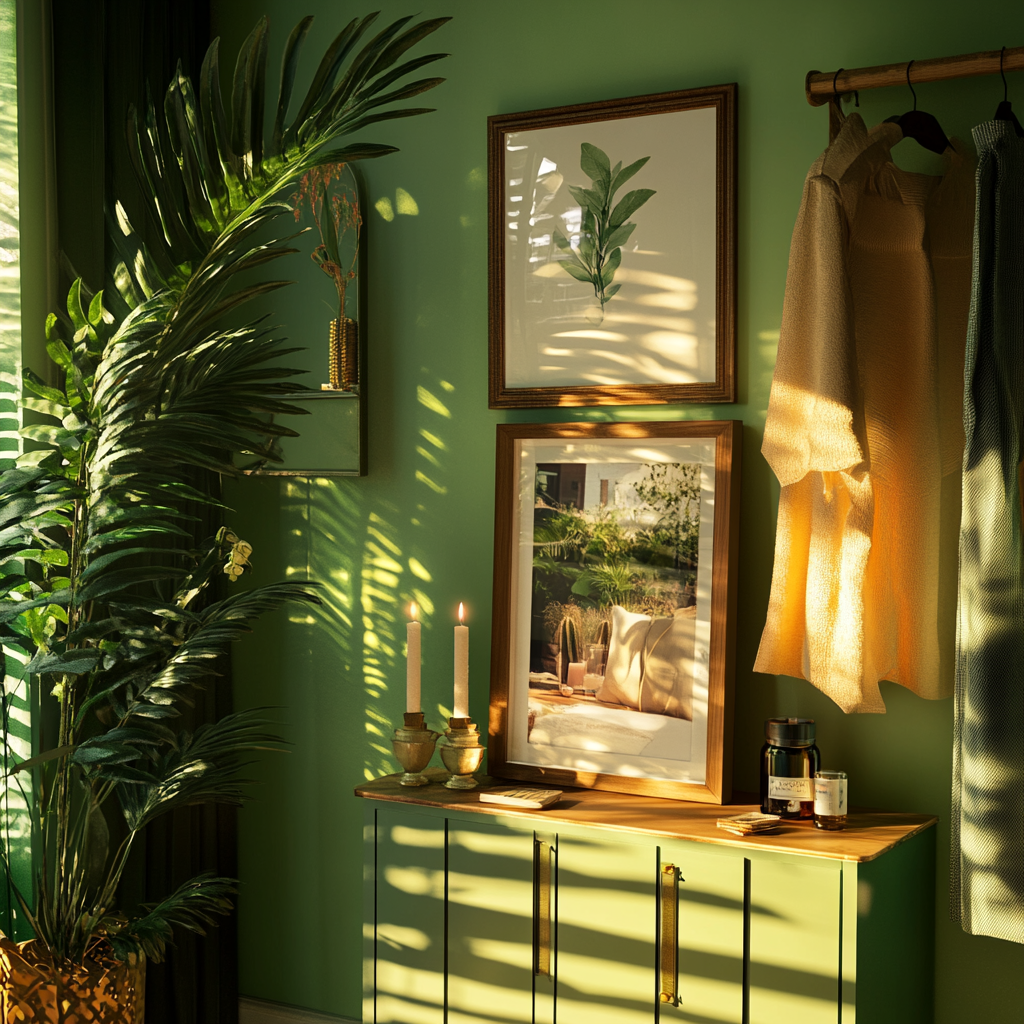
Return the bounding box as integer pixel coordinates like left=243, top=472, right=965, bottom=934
left=487, top=420, right=741, bottom=803
left=488, top=84, right=736, bottom=408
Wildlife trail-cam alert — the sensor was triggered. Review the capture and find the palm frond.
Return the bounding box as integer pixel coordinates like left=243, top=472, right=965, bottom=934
left=106, top=873, right=237, bottom=963
left=116, top=710, right=287, bottom=832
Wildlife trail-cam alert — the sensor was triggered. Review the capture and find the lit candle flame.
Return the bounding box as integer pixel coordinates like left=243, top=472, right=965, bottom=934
left=409, top=602, right=418, bottom=620
left=458, top=602, right=465, bottom=624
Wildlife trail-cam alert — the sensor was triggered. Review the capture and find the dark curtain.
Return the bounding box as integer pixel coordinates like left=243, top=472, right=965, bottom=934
left=50, top=3, right=239, bottom=1021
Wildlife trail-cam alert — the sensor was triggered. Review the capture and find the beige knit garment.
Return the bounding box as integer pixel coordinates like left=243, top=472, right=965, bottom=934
left=755, top=114, right=975, bottom=713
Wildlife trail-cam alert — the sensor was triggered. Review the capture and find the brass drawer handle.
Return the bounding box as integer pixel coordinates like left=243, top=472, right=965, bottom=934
left=660, top=863, right=679, bottom=1005
left=534, top=838, right=553, bottom=976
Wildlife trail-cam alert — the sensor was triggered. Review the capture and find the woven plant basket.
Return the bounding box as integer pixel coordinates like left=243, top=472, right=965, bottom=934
left=0, top=937, right=145, bottom=1023
left=328, top=317, right=359, bottom=390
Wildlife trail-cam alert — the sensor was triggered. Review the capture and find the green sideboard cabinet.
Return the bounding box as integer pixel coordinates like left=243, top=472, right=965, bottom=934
left=358, top=771, right=936, bottom=1024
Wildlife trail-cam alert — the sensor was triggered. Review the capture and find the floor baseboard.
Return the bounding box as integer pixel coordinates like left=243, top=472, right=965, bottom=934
left=238, top=996, right=358, bottom=1024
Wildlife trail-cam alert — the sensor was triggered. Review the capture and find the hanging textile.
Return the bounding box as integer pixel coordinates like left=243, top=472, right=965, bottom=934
left=951, top=118, right=1024, bottom=945
left=755, top=113, right=975, bottom=713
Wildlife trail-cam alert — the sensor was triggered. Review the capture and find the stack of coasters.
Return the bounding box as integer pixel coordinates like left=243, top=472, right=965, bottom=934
left=716, top=812, right=782, bottom=836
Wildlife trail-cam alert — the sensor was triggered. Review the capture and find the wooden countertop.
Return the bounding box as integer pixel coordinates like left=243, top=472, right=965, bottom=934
left=355, top=769, right=937, bottom=863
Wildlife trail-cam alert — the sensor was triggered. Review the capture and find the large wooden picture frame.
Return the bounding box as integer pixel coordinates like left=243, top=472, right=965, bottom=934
left=488, top=85, right=737, bottom=409
left=488, top=420, right=741, bottom=803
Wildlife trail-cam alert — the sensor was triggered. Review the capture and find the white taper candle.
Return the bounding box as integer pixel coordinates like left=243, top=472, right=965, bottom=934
left=454, top=602, right=469, bottom=718
left=406, top=603, right=421, bottom=714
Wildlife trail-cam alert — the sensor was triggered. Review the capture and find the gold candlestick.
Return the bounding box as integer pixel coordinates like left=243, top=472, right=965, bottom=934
left=439, top=716, right=485, bottom=790
left=391, top=712, right=439, bottom=787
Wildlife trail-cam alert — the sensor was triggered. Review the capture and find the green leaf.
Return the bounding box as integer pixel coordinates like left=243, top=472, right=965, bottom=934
left=66, top=279, right=88, bottom=333
left=557, top=261, right=594, bottom=284
left=364, top=16, right=452, bottom=82
left=2, top=549, right=70, bottom=568
left=108, top=874, right=236, bottom=965
left=579, top=143, right=611, bottom=188
left=292, top=15, right=377, bottom=133
left=0, top=467, right=46, bottom=496
left=602, top=247, right=622, bottom=288
left=578, top=231, right=596, bottom=265
left=88, top=289, right=113, bottom=329
left=609, top=156, right=651, bottom=199
left=22, top=368, right=68, bottom=406
left=604, top=283, right=622, bottom=301
left=6, top=745, right=76, bottom=776
left=91, top=763, right=159, bottom=784
left=71, top=745, right=132, bottom=765
left=604, top=221, right=636, bottom=253
left=609, top=187, right=656, bottom=228
left=0, top=494, right=75, bottom=530
left=76, top=567, right=185, bottom=605
left=79, top=546, right=188, bottom=581
left=552, top=228, right=572, bottom=252
left=567, top=184, right=603, bottom=219
left=44, top=334, right=73, bottom=371
left=21, top=398, right=67, bottom=420
left=27, top=648, right=102, bottom=676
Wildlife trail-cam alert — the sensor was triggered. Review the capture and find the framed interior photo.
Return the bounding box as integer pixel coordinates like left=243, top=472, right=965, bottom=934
left=488, top=420, right=741, bottom=803
left=488, top=85, right=736, bottom=409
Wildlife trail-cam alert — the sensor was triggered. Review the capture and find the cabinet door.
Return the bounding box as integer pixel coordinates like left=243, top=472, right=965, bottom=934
left=372, top=806, right=447, bottom=1024
left=556, top=834, right=657, bottom=1024
left=447, top=818, right=536, bottom=1024
left=660, top=841, right=745, bottom=1024
left=747, top=851, right=842, bottom=1024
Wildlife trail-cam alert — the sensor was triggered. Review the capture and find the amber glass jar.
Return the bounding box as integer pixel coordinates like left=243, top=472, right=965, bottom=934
left=760, top=718, right=821, bottom=819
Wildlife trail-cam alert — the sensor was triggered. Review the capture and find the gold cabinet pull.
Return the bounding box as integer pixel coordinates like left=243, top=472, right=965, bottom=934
left=660, top=863, right=679, bottom=1005
left=534, top=838, right=553, bottom=976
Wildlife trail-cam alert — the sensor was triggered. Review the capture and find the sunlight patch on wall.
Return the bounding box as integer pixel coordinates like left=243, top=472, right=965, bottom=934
left=395, top=187, right=419, bottom=215
left=415, top=470, right=448, bottom=495
left=417, top=386, right=451, bottom=418
left=408, top=558, right=432, bottom=582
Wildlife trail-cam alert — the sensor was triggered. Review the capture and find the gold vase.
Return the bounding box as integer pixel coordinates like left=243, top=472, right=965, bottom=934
left=0, top=937, right=145, bottom=1023
left=328, top=317, right=359, bottom=391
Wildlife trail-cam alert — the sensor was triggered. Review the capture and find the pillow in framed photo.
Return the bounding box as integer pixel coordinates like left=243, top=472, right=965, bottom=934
left=596, top=604, right=695, bottom=720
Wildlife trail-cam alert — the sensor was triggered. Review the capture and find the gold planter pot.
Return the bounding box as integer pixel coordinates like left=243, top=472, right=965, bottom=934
left=0, top=937, right=145, bottom=1023
left=328, top=317, right=359, bottom=391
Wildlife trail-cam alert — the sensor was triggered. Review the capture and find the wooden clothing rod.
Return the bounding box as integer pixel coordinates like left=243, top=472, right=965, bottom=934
left=806, top=45, right=1024, bottom=106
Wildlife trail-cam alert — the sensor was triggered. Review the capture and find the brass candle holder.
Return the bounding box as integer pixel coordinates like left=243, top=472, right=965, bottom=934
left=439, top=716, right=485, bottom=790
left=391, top=712, right=440, bottom=787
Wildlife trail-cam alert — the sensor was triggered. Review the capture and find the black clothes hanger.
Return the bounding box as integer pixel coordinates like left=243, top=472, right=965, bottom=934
left=994, top=47, right=1024, bottom=137
left=885, top=60, right=951, bottom=154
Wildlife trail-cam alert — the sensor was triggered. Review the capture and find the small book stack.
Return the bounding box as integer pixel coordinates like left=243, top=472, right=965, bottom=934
left=479, top=787, right=564, bottom=809
left=716, top=812, right=782, bottom=836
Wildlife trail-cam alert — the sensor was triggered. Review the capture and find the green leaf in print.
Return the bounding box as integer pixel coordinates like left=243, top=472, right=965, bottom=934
left=553, top=143, right=655, bottom=318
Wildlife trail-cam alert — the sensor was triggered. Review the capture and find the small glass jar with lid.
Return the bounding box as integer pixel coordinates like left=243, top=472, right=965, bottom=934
left=814, top=770, right=848, bottom=830
left=760, top=718, right=821, bottom=819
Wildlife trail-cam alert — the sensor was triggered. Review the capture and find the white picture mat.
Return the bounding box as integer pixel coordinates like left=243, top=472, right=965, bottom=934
left=506, top=436, right=716, bottom=785
left=503, top=106, right=718, bottom=389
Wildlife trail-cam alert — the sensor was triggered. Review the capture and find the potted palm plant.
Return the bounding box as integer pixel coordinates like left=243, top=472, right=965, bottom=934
left=0, top=12, right=448, bottom=1020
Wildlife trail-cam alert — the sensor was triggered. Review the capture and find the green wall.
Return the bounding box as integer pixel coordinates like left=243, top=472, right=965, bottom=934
left=210, top=1, right=1024, bottom=1019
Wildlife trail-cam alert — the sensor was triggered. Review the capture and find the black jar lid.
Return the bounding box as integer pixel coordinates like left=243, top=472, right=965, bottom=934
left=765, top=717, right=816, bottom=747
